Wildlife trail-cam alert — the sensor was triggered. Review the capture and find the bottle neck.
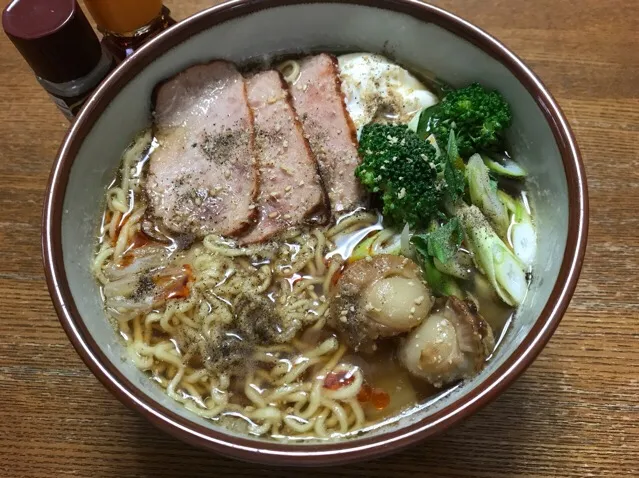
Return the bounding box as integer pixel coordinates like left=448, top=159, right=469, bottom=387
left=99, top=6, right=176, bottom=61
left=100, top=6, right=173, bottom=38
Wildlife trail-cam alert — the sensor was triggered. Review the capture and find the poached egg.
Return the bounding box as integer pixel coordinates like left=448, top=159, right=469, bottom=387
left=338, top=53, right=439, bottom=134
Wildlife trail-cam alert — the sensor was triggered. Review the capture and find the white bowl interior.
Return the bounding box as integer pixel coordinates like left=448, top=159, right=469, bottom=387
left=61, top=3, right=568, bottom=443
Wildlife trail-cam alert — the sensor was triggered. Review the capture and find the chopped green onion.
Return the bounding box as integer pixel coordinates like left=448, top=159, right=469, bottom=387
left=483, top=156, right=527, bottom=178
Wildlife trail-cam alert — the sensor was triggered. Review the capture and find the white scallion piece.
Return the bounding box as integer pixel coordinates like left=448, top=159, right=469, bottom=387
left=483, top=156, right=527, bottom=178
left=458, top=204, right=527, bottom=306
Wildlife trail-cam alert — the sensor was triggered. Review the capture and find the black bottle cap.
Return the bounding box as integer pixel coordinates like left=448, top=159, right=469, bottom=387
left=3, top=0, right=103, bottom=84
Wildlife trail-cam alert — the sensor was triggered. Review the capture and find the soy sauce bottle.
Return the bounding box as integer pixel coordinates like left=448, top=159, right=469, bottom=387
left=3, top=0, right=116, bottom=121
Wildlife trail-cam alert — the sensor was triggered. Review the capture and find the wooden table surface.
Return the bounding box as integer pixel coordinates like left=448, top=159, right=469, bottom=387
left=1, top=1, right=637, bottom=476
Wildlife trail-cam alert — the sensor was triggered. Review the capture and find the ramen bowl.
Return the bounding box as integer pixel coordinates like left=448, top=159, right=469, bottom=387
left=42, top=0, right=588, bottom=466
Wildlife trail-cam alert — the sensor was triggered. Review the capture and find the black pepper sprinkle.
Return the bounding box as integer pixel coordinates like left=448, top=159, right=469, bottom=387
left=132, top=275, right=155, bottom=300
left=200, top=127, right=247, bottom=164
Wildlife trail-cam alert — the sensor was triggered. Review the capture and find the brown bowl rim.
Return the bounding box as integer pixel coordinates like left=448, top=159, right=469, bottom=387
left=41, top=0, right=589, bottom=466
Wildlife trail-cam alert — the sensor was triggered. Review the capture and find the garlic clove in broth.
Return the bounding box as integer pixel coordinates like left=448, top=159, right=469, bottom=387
left=328, top=254, right=434, bottom=353
left=364, top=275, right=432, bottom=330
left=399, top=297, right=495, bottom=388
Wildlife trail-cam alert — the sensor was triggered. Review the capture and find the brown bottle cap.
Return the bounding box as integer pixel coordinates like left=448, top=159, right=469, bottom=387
left=3, top=0, right=102, bottom=84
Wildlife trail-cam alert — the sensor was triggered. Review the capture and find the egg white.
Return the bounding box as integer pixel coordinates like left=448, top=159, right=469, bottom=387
left=337, top=53, right=439, bottom=134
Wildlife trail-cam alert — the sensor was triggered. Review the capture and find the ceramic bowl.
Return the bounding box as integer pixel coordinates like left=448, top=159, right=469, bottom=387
left=42, top=0, right=588, bottom=466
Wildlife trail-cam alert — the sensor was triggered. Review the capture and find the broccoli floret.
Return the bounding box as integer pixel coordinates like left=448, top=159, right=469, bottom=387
left=417, top=83, right=512, bottom=157
left=356, top=124, right=455, bottom=228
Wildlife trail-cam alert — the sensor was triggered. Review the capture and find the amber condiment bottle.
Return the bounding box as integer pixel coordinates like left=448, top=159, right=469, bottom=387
left=84, top=0, right=176, bottom=62
left=3, top=0, right=116, bottom=121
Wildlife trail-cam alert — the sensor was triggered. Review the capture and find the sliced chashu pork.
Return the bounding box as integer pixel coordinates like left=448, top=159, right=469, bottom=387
left=240, top=70, right=326, bottom=244
left=290, top=54, right=365, bottom=216
left=146, top=61, right=257, bottom=238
